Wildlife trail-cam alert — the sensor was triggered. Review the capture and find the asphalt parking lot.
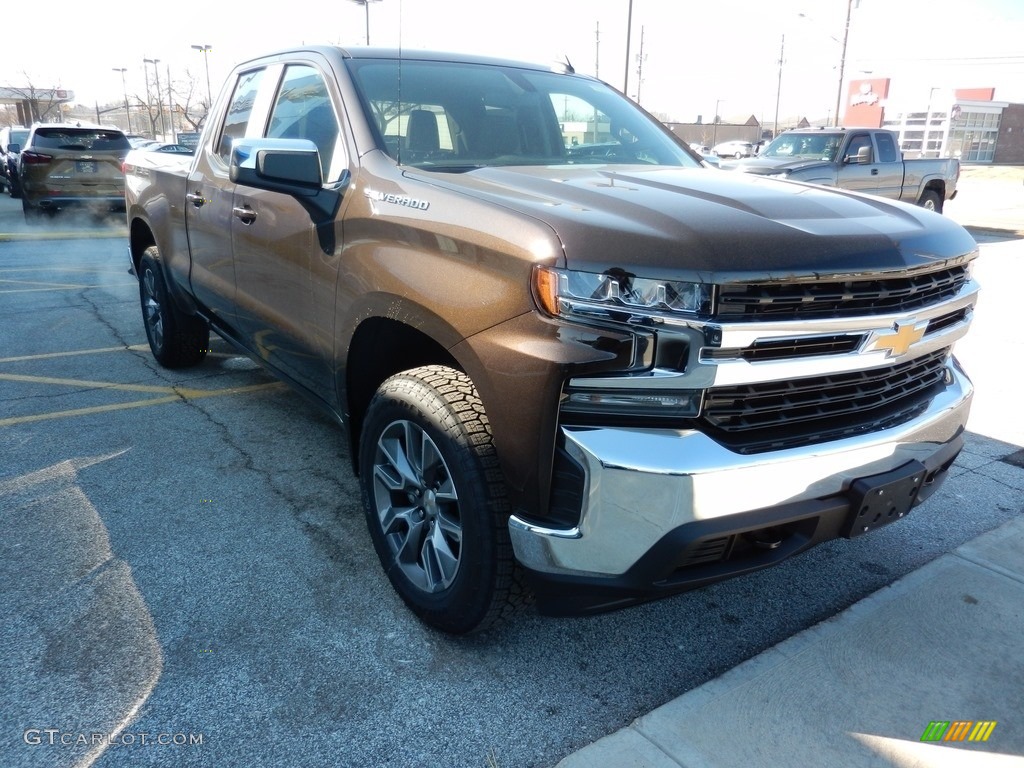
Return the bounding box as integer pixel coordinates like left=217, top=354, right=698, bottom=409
left=1, top=176, right=1022, bottom=767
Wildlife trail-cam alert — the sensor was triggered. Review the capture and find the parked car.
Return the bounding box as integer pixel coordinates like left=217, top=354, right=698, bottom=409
left=712, top=139, right=755, bottom=158
left=128, top=136, right=159, bottom=149
left=144, top=142, right=195, bottom=155
left=18, top=123, right=132, bottom=222
left=0, top=125, right=30, bottom=197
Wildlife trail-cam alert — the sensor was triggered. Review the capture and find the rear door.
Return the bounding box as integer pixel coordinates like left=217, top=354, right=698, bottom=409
left=870, top=131, right=907, bottom=201
left=185, top=67, right=269, bottom=328
left=230, top=59, right=346, bottom=397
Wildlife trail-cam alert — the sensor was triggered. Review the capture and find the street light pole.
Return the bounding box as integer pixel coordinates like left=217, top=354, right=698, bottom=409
left=191, top=44, right=213, bottom=112
left=347, top=0, right=381, bottom=45
left=112, top=67, right=131, bottom=133
left=144, top=58, right=165, bottom=139
left=166, top=63, right=176, bottom=142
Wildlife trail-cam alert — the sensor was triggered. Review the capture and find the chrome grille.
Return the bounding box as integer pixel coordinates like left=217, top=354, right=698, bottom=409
left=702, top=350, right=949, bottom=453
left=716, top=265, right=970, bottom=321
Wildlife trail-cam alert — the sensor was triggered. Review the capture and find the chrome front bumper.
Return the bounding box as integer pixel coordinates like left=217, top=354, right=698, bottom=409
left=509, top=360, right=972, bottom=579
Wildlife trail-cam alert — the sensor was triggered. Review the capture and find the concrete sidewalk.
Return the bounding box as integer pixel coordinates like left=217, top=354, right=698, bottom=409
left=557, top=170, right=1024, bottom=768
left=558, top=512, right=1024, bottom=767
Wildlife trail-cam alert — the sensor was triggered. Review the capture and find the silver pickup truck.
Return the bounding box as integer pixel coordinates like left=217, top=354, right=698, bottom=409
left=722, top=127, right=959, bottom=212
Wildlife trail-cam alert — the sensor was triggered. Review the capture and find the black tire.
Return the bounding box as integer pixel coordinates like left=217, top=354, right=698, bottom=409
left=359, top=365, right=526, bottom=634
left=9, top=175, right=22, bottom=198
left=22, top=200, right=44, bottom=224
left=139, top=246, right=210, bottom=368
left=917, top=189, right=943, bottom=214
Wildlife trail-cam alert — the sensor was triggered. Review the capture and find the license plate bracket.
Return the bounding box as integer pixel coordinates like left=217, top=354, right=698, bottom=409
left=844, top=460, right=927, bottom=538
left=76, top=160, right=97, bottom=173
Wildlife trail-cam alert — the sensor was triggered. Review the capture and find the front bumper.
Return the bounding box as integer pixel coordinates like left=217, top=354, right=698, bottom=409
left=509, top=360, right=972, bottom=616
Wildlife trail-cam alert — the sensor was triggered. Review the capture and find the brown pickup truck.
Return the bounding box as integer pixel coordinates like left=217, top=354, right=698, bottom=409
left=124, top=47, right=979, bottom=634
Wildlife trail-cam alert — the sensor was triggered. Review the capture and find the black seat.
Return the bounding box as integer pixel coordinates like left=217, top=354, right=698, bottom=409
left=405, top=110, right=440, bottom=157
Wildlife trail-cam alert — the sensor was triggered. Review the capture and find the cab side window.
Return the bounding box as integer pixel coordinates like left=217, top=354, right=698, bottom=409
left=845, top=133, right=872, bottom=162
left=875, top=132, right=899, bottom=163
left=266, top=65, right=341, bottom=181
left=218, top=69, right=265, bottom=164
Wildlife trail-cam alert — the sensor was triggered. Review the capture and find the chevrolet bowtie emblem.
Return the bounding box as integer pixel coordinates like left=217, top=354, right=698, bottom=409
left=866, top=320, right=928, bottom=358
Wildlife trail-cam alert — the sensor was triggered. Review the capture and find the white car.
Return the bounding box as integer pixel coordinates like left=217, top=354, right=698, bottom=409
left=713, top=140, right=755, bottom=158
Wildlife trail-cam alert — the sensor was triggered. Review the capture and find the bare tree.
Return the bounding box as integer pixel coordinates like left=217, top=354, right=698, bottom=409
left=171, top=71, right=207, bottom=132
left=1, top=72, right=69, bottom=123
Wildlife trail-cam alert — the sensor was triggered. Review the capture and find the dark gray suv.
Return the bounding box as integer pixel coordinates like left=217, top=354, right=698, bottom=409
left=19, top=123, right=131, bottom=222
left=0, top=126, right=29, bottom=197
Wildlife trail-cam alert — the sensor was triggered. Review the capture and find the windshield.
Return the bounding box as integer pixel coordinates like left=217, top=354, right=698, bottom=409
left=760, top=132, right=843, bottom=162
left=32, top=127, right=131, bottom=152
left=345, top=57, right=698, bottom=171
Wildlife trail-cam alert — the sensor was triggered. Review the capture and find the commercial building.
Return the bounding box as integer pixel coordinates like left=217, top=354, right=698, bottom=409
left=846, top=79, right=1023, bottom=164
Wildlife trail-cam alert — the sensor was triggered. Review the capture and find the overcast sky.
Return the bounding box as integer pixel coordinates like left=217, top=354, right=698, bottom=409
left=3, top=0, right=1022, bottom=124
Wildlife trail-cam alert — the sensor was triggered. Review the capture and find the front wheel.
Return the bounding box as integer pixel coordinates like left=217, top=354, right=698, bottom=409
left=139, top=246, right=210, bottom=368
left=917, top=189, right=943, bottom=214
left=359, top=365, right=526, bottom=634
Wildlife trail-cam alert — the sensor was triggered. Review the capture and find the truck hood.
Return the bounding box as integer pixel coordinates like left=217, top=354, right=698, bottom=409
left=718, top=156, right=832, bottom=176
left=414, top=165, right=975, bottom=282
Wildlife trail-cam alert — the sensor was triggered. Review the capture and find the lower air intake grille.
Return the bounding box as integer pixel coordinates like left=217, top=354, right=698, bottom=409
left=702, top=349, right=949, bottom=453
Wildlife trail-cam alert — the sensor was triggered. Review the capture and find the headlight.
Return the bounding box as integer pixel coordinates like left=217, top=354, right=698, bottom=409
left=769, top=171, right=790, bottom=179
left=561, top=386, right=702, bottom=418
left=534, top=266, right=711, bottom=322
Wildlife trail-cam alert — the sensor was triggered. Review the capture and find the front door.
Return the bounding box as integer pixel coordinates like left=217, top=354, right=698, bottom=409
left=231, top=62, right=345, bottom=398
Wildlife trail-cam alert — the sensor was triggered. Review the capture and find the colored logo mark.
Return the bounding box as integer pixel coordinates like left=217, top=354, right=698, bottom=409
left=921, top=721, right=997, bottom=743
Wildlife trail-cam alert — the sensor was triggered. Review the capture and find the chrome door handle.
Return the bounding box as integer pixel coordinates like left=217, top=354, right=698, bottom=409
left=186, top=192, right=206, bottom=207
left=232, top=205, right=257, bottom=224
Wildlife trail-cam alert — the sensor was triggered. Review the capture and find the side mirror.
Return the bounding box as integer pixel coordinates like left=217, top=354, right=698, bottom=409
left=229, top=138, right=343, bottom=220
left=846, top=144, right=873, bottom=164
left=230, top=138, right=322, bottom=192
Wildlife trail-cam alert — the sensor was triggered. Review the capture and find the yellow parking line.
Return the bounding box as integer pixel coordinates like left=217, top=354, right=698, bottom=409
left=0, top=345, right=150, bottom=364
left=0, top=381, right=285, bottom=427
left=0, top=371, right=225, bottom=397
left=0, top=284, right=135, bottom=294
left=0, top=268, right=128, bottom=274
left=0, top=278, right=90, bottom=288
left=0, top=231, right=127, bottom=242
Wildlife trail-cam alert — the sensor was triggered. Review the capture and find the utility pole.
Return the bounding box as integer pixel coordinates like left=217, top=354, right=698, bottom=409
left=623, top=0, right=633, bottom=96
left=634, top=26, right=647, bottom=104
left=774, top=34, right=785, bottom=138
left=595, top=21, right=600, bottom=80
left=834, top=0, right=854, bottom=126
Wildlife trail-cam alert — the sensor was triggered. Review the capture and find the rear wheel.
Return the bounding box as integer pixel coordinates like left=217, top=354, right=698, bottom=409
left=139, top=246, right=210, bottom=368
left=359, top=365, right=526, bottom=634
left=22, top=200, right=44, bottom=224
left=917, top=190, right=943, bottom=213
